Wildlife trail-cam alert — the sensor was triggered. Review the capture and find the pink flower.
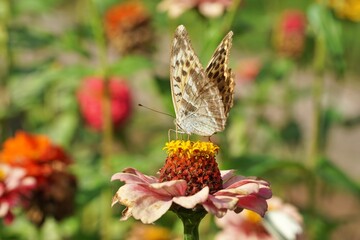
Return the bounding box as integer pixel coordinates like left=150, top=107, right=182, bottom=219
left=77, top=77, right=132, bottom=130
left=0, top=164, right=36, bottom=224
left=111, top=141, right=271, bottom=224
left=273, top=10, right=307, bottom=58
left=158, top=0, right=232, bottom=18
left=215, top=196, right=303, bottom=240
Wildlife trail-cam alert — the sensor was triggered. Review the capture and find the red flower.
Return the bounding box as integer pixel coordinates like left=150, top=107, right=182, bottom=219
left=273, top=10, right=307, bottom=58
left=77, top=77, right=132, bottom=131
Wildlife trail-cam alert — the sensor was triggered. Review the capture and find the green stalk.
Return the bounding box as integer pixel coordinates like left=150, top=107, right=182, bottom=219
left=88, top=1, right=113, bottom=240
left=306, top=35, right=325, bottom=169
left=175, top=208, right=207, bottom=240
left=221, top=0, right=242, bottom=33
left=0, top=0, right=12, bottom=80
left=199, top=0, right=241, bottom=60
left=306, top=33, right=326, bottom=230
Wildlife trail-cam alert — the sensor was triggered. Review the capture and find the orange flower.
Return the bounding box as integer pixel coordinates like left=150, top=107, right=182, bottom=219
left=0, top=132, right=71, bottom=179
left=0, top=131, right=76, bottom=227
left=104, top=2, right=152, bottom=54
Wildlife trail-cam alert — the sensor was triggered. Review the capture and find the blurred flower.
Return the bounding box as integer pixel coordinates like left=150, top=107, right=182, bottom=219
left=104, top=2, right=153, bottom=55
left=236, top=58, right=261, bottom=84
left=0, top=131, right=71, bottom=179
left=0, top=164, right=35, bottom=224
left=329, top=0, right=360, bottom=22
left=0, top=132, right=76, bottom=227
left=112, top=140, right=271, bottom=224
left=26, top=170, right=77, bottom=227
left=215, top=196, right=303, bottom=240
left=273, top=10, right=307, bottom=58
left=127, top=223, right=173, bottom=240
left=77, top=77, right=132, bottom=131
left=158, top=0, right=232, bottom=18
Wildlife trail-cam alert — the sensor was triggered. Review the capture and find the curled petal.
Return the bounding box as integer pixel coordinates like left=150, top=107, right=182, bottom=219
left=216, top=182, right=260, bottom=196
left=150, top=180, right=187, bottom=196
left=111, top=168, right=158, bottom=184
left=202, top=196, right=228, bottom=218
left=208, top=195, right=239, bottom=210
left=113, top=184, right=173, bottom=224
left=221, top=170, right=249, bottom=188
left=173, top=187, right=209, bottom=209
left=236, top=195, right=268, bottom=217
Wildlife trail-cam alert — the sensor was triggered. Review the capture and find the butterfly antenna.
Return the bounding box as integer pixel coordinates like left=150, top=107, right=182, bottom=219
left=138, top=104, right=175, bottom=118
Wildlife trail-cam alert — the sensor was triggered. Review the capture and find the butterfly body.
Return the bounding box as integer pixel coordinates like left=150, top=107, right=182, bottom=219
left=170, top=25, right=234, bottom=136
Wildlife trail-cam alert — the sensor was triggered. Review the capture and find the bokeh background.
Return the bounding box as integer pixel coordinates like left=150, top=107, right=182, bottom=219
left=1, top=0, right=360, bottom=239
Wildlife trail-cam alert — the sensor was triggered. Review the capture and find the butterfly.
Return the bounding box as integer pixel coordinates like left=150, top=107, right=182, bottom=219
left=170, top=25, right=235, bottom=136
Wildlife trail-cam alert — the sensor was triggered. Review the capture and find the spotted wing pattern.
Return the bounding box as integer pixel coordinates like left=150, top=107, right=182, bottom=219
left=205, top=31, right=234, bottom=118
left=170, top=25, right=234, bottom=136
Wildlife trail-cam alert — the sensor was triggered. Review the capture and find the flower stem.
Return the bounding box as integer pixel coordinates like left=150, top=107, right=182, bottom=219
left=221, top=0, right=242, bottom=32
left=306, top=34, right=325, bottom=169
left=175, top=208, right=207, bottom=240
left=0, top=0, right=13, bottom=80
left=88, top=1, right=113, bottom=240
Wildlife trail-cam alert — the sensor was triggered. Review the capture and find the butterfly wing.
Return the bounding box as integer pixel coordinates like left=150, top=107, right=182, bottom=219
left=205, top=31, right=235, bottom=118
left=170, top=25, right=226, bottom=136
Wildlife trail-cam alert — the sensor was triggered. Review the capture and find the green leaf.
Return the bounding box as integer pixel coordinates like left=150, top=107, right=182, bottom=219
left=109, top=55, right=153, bottom=77
left=303, top=210, right=338, bottom=240
left=13, top=0, right=63, bottom=14
left=308, top=3, right=345, bottom=75
left=45, top=112, right=79, bottom=147
left=226, top=154, right=311, bottom=180
left=316, top=157, right=360, bottom=196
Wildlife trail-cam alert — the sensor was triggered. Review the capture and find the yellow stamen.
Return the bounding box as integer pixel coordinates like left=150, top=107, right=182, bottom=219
left=163, top=140, right=219, bottom=158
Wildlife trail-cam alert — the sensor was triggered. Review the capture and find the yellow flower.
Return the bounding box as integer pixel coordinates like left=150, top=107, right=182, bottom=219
left=330, top=0, right=360, bottom=22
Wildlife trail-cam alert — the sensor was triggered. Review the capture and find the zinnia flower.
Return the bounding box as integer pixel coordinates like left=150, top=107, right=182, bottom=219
left=77, top=77, right=132, bottom=131
left=329, top=0, right=360, bottom=22
left=0, top=131, right=77, bottom=227
left=0, top=164, right=35, bottom=224
left=273, top=10, right=307, bottom=58
left=111, top=140, right=271, bottom=224
left=158, top=0, right=232, bottom=18
left=215, top=196, right=303, bottom=240
left=104, top=2, right=153, bottom=54
left=0, top=131, right=71, bottom=179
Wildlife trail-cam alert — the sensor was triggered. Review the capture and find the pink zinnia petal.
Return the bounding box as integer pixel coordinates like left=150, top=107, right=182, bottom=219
left=173, top=187, right=209, bottom=208
left=207, top=195, right=239, bottom=210
left=113, top=184, right=173, bottom=224
left=111, top=168, right=158, bottom=184
left=217, top=182, right=260, bottom=196
left=236, top=195, right=268, bottom=217
left=150, top=180, right=187, bottom=196
left=202, top=197, right=228, bottom=218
